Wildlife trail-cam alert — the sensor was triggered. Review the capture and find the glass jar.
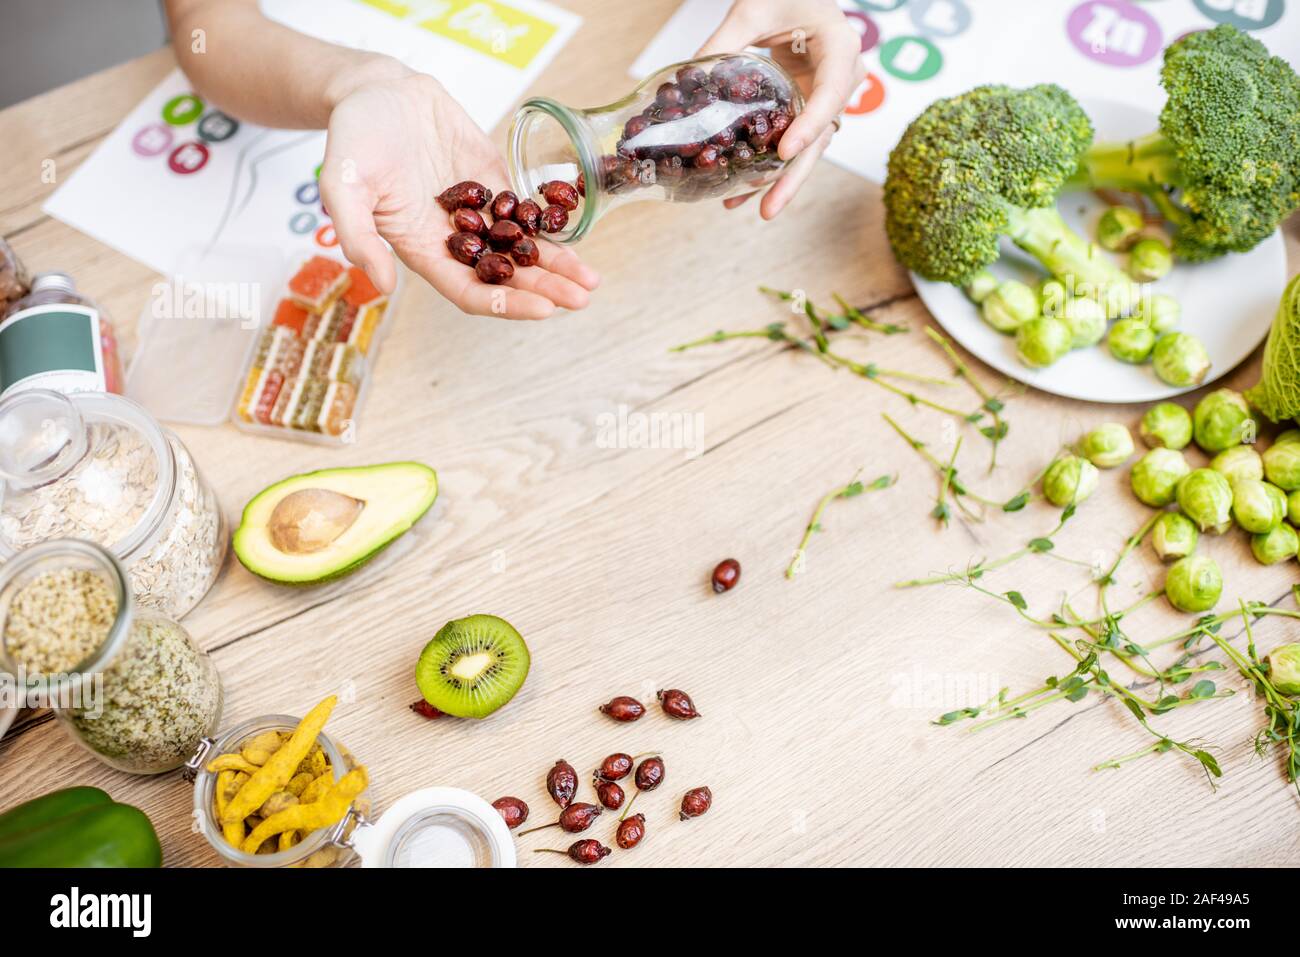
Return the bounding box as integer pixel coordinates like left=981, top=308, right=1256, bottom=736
left=0, top=389, right=227, bottom=619
left=1, top=272, right=124, bottom=395
left=508, top=53, right=804, bottom=243
left=188, top=713, right=370, bottom=868
left=188, top=717, right=514, bottom=868
left=0, top=539, right=223, bottom=774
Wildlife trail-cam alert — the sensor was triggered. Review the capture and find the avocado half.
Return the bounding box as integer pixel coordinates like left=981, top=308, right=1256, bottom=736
left=232, top=462, right=438, bottom=584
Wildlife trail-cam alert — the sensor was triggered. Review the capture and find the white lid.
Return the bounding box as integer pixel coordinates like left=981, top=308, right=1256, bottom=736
left=126, top=245, right=284, bottom=425
left=351, top=787, right=516, bottom=868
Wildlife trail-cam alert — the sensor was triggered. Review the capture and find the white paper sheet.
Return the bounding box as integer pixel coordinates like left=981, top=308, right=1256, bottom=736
left=44, top=0, right=581, bottom=277
left=630, top=0, right=1300, bottom=184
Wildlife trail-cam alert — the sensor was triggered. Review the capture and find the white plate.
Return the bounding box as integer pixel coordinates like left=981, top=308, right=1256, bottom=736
left=910, top=98, right=1287, bottom=404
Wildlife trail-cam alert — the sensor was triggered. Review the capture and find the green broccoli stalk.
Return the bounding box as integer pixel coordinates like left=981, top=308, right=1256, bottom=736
left=1069, top=24, right=1300, bottom=262
left=885, top=84, right=1136, bottom=317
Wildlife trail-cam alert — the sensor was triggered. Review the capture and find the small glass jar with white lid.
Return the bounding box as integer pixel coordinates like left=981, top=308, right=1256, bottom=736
left=188, top=712, right=514, bottom=868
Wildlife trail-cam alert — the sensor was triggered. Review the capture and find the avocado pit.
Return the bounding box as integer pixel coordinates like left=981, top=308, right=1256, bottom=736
left=268, top=488, right=365, bottom=554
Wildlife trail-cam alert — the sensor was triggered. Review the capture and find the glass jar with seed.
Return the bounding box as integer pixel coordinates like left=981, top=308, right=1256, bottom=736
left=0, top=389, right=226, bottom=618
left=0, top=539, right=223, bottom=774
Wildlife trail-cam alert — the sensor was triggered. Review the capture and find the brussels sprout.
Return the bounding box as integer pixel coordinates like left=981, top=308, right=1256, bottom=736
left=1288, top=489, right=1300, bottom=526
left=1263, top=440, right=1300, bottom=491
left=1042, top=455, right=1099, bottom=507
left=1265, top=482, right=1288, bottom=527
left=1230, top=478, right=1284, bottom=534
left=1132, top=293, right=1180, bottom=334
left=1209, top=445, right=1263, bottom=484
left=983, top=280, right=1038, bottom=333
left=1015, top=316, right=1072, bottom=368
left=1151, top=511, right=1198, bottom=563
left=1251, top=523, right=1298, bottom=565
left=1165, top=554, right=1222, bottom=613
left=1139, top=402, right=1192, bottom=450
left=963, top=268, right=999, bottom=305
left=1080, top=423, right=1134, bottom=469
left=1129, top=238, right=1173, bottom=282
left=1175, top=468, right=1232, bottom=534
left=1038, top=278, right=1067, bottom=317
left=1192, top=389, right=1255, bottom=453
left=1276, top=429, right=1300, bottom=447
left=1060, top=297, right=1108, bottom=349
left=1097, top=205, right=1144, bottom=252
left=1151, top=333, right=1211, bottom=387
left=1107, top=318, right=1156, bottom=364
left=1266, top=644, right=1300, bottom=696
left=1131, top=448, right=1191, bottom=507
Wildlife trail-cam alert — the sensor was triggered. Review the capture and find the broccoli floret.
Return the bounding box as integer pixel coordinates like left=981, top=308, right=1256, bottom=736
left=885, top=84, right=1135, bottom=314
left=1070, top=25, right=1300, bottom=261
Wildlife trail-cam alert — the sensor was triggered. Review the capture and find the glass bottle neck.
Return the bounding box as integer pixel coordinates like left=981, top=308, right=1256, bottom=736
left=508, top=97, right=603, bottom=244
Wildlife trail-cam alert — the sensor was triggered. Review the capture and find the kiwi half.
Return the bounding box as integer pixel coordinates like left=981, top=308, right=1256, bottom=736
left=415, top=614, right=530, bottom=719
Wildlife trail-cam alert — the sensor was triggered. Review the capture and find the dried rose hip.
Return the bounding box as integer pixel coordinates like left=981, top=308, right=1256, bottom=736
left=545, top=840, right=610, bottom=865
left=657, top=106, right=685, bottom=123
left=679, top=787, right=712, bottom=820
left=409, top=699, right=443, bottom=719
left=596, top=753, right=633, bottom=780
left=712, top=558, right=740, bottom=593
left=634, top=756, right=665, bottom=791
left=769, top=109, right=792, bottom=142
left=726, top=71, right=762, bottom=102
left=446, top=231, right=486, bottom=266
left=547, top=759, right=578, bottom=808
left=576, top=172, right=585, bottom=197
left=488, top=219, right=524, bottom=251
left=451, top=207, right=487, bottom=236
left=540, top=205, right=568, bottom=233
left=437, top=180, right=492, bottom=212
left=694, top=145, right=723, bottom=170
left=540, top=180, right=580, bottom=211
left=595, top=780, right=625, bottom=810
left=474, top=252, right=514, bottom=284
left=559, top=802, right=601, bottom=832
left=730, top=143, right=755, bottom=165
left=489, top=190, right=518, bottom=221
left=617, top=814, right=646, bottom=849
left=658, top=688, right=700, bottom=720
left=676, top=65, right=708, bottom=94
left=510, top=237, right=540, bottom=268
left=656, top=82, right=684, bottom=108
left=492, top=796, right=529, bottom=829
left=599, top=697, right=645, bottom=722
left=709, top=126, right=737, bottom=149
left=623, top=115, right=651, bottom=140
left=513, top=199, right=542, bottom=236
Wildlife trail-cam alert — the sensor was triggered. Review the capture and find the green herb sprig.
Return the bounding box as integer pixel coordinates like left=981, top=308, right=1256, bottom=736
left=786, top=471, right=895, bottom=580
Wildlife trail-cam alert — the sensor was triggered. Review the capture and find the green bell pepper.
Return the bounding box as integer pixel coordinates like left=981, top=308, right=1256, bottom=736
left=0, top=787, right=162, bottom=868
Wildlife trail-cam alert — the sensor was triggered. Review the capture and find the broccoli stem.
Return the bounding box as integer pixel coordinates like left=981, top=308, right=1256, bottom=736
left=1069, top=132, right=1183, bottom=194
left=1002, top=205, right=1136, bottom=317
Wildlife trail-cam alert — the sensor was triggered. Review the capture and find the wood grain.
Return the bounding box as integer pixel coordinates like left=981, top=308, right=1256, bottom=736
left=2, top=0, right=1299, bottom=867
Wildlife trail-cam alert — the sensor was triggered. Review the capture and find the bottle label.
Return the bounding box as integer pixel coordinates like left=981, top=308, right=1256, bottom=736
left=0, top=304, right=107, bottom=396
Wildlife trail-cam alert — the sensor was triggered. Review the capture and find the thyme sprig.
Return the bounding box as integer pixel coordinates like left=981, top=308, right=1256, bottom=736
left=786, top=471, right=895, bottom=580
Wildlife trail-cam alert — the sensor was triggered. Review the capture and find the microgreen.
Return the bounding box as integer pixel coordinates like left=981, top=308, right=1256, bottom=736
left=786, top=470, right=895, bottom=580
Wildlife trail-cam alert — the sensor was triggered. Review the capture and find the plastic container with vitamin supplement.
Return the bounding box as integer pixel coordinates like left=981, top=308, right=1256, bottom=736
left=508, top=53, right=803, bottom=244
left=187, top=714, right=513, bottom=868
left=125, top=246, right=401, bottom=446
left=0, top=272, right=124, bottom=396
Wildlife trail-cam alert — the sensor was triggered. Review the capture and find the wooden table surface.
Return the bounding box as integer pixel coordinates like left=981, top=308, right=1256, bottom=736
left=2, top=1, right=1299, bottom=868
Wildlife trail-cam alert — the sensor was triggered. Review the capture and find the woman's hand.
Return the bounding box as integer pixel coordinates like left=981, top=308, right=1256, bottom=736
left=697, top=0, right=864, bottom=218
left=321, top=69, right=599, bottom=320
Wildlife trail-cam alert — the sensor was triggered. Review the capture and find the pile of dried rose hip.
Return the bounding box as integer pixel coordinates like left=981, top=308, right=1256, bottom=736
left=438, top=179, right=581, bottom=284
left=492, top=688, right=711, bottom=865
left=602, top=57, right=794, bottom=200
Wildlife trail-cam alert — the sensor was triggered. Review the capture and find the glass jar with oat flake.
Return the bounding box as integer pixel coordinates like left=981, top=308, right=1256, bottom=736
left=0, top=389, right=227, bottom=619
left=0, top=539, right=223, bottom=774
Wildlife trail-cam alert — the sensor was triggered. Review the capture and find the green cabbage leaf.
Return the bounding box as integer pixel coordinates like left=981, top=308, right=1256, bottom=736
left=1246, top=273, right=1300, bottom=424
